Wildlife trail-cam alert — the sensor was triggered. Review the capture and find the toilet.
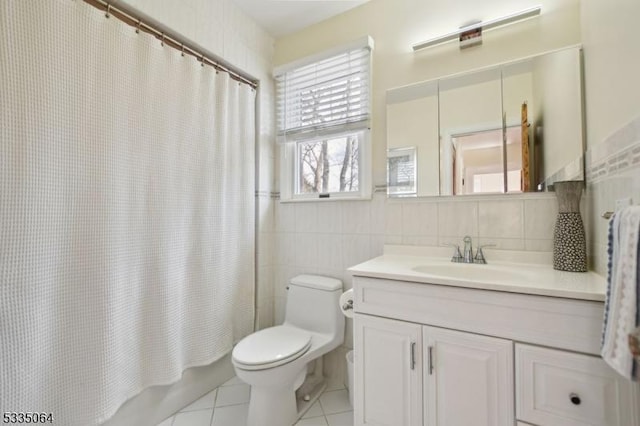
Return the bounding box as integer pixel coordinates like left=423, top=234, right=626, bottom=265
left=232, top=274, right=345, bottom=426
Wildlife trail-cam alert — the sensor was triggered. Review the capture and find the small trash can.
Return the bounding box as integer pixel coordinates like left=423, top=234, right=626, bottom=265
left=346, top=350, right=354, bottom=407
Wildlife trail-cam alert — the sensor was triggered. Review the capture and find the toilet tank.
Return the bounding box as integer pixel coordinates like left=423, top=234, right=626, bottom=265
left=284, top=275, right=344, bottom=336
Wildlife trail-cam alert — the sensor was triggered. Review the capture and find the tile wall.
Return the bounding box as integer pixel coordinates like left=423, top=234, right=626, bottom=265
left=586, top=115, right=640, bottom=275
left=273, top=191, right=562, bottom=386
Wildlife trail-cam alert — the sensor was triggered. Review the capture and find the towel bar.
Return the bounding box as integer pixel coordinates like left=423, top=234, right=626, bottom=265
left=602, top=211, right=614, bottom=219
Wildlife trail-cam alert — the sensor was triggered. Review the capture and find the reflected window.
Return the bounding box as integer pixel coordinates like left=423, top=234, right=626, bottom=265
left=387, top=147, right=417, bottom=196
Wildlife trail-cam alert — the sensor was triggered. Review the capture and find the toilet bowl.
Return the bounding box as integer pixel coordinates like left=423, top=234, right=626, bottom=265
left=232, top=274, right=344, bottom=426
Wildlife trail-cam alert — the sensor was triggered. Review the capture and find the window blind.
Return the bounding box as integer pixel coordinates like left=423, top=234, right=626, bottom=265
left=275, top=41, right=372, bottom=144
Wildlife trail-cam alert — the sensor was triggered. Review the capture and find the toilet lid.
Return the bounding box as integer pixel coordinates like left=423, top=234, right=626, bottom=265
left=233, top=326, right=311, bottom=368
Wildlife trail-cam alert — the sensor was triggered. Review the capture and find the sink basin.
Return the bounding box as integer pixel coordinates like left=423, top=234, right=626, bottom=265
left=412, top=263, right=530, bottom=282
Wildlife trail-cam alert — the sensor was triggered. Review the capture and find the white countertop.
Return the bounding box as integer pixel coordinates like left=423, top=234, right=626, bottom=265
left=348, top=245, right=607, bottom=302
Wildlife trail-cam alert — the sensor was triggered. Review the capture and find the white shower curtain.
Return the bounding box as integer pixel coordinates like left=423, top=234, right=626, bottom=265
left=0, top=1, right=256, bottom=425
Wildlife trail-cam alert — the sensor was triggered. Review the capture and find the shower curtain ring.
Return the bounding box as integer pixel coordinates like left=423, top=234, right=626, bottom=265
left=181, top=45, right=185, bottom=57
left=201, top=55, right=205, bottom=67
left=161, top=33, right=165, bottom=47
left=135, top=20, right=142, bottom=34
left=105, top=4, right=111, bottom=18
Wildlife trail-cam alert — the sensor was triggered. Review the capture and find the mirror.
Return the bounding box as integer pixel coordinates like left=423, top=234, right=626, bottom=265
left=386, top=46, right=584, bottom=197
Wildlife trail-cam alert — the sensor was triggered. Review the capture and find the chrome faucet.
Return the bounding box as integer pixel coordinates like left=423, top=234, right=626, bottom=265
left=447, top=236, right=494, bottom=264
left=462, top=236, right=473, bottom=263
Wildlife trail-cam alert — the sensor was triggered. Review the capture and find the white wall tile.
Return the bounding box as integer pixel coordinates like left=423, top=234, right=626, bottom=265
left=402, top=235, right=439, bottom=246
left=523, top=198, right=558, bottom=240
left=369, top=195, right=386, bottom=235
left=316, top=234, right=344, bottom=271
left=478, top=200, right=524, bottom=239
left=276, top=202, right=296, bottom=233
left=341, top=234, right=372, bottom=270
left=295, top=233, right=319, bottom=269
left=401, top=202, right=438, bottom=236
left=256, top=299, right=274, bottom=330
left=316, top=202, right=343, bottom=234
left=524, top=238, right=553, bottom=252
left=385, top=202, right=403, bottom=235
left=277, top=233, right=297, bottom=266
left=437, top=201, right=479, bottom=239
left=295, top=203, right=319, bottom=233
left=476, top=237, right=525, bottom=251
left=370, top=235, right=385, bottom=257
left=341, top=201, right=371, bottom=234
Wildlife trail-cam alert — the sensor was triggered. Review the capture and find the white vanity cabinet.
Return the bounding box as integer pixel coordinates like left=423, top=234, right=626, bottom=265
left=354, top=315, right=423, bottom=426
left=354, top=314, right=513, bottom=426
left=351, top=275, right=640, bottom=426
left=424, top=326, right=514, bottom=426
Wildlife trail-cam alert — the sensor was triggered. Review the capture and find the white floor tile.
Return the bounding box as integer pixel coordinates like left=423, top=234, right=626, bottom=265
left=319, top=390, right=351, bottom=415
left=324, top=379, right=346, bottom=392
left=211, top=403, right=249, bottom=426
left=156, top=416, right=174, bottom=426
left=301, top=401, right=324, bottom=419
left=215, top=383, right=251, bottom=407
left=222, top=375, right=244, bottom=386
left=180, top=389, right=217, bottom=412
left=295, top=416, right=328, bottom=426
left=172, top=409, right=213, bottom=426
left=326, top=410, right=353, bottom=426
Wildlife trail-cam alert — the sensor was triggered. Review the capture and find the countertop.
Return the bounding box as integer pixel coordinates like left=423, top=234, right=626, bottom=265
left=348, top=245, right=607, bottom=302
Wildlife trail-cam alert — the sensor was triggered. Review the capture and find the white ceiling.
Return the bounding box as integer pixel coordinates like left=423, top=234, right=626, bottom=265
left=230, top=0, right=370, bottom=38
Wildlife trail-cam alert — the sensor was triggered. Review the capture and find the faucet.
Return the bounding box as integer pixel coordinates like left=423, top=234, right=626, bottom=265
left=447, top=236, right=494, bottom=264
left=462, top=236, right=473, bottom=263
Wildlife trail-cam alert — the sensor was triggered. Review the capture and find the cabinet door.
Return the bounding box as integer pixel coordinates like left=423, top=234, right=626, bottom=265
left=424, top=326, right=514, bottom=426
left=354, top=314, right=423, bottom=426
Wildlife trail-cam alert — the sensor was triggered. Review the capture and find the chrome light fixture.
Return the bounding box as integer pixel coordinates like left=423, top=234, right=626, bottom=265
left=412, top=5, right=541, bottom=51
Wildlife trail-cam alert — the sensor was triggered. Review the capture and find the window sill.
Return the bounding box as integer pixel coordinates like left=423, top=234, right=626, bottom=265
left=279, top=195, right=372, bottom=203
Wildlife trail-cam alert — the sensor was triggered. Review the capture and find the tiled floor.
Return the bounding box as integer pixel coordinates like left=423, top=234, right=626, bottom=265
left=156, top=376, right=353, bottom=426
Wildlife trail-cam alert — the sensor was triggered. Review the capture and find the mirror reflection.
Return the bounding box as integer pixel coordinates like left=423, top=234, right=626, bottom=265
left=386, top=46, right=584, bottom=197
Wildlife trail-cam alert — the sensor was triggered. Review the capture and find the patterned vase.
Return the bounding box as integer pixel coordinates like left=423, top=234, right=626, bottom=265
left=553, top=180, right=587, bottom=272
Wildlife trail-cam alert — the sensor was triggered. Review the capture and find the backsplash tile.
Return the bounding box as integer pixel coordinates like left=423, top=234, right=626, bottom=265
left=478, top=200, right=524, bottom=239
left=401, top=202, right=438, bottom=237
left=437, top=200, right=479, bottom=240
left=586, top=114, right=640, bottom=276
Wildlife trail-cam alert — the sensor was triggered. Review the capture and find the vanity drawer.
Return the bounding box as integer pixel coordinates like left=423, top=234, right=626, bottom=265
left=516, top=344, right=639, bottom=426
left=353, top=276, right=604, bottom=354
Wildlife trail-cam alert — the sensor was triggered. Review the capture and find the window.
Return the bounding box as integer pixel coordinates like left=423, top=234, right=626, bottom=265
left=387, top=147, right=417, bottom=196
left=275, top=37, right=373, bottom=201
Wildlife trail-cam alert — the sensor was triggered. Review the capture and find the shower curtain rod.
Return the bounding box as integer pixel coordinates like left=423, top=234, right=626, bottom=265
left=84, top=0, right=258, bottom=89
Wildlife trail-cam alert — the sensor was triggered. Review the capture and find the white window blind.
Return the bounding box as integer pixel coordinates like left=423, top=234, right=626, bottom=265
left=275, top=39, right=372, bottom=144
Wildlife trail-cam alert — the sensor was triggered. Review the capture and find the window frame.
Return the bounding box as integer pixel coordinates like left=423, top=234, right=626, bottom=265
left=280, top=129, right=371, bottom=202
left=276, top=37, right=373, bottom=202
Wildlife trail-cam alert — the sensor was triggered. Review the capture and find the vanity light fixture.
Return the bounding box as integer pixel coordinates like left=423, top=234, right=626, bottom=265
left=412, top=5, right=541, bottom=51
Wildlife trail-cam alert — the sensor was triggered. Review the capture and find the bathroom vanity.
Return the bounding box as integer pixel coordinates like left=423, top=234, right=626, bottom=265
left=349, top=246, right=640, bottom=426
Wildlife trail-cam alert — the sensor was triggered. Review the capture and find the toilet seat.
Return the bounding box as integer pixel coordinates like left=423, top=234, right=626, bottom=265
left=232, top=325, right=312, bottom=370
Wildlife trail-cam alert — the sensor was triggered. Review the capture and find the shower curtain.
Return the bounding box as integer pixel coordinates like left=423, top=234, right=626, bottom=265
left=0, top=1, right=255, bottom=425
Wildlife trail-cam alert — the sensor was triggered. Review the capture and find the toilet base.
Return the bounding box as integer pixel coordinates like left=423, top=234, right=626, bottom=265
left=247, top=384, right=298, bottom=426
left=295, top=377, right=326, bottom=421
left=245, top=371, right=326, bottom=426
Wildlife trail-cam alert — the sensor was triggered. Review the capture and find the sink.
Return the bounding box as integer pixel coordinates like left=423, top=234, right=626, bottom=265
left=412, top=263, right=530, bottom=282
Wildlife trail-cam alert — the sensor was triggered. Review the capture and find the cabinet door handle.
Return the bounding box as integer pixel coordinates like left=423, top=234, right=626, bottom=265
left=410, top=342, right=416, bottom=370
left=428, top=346, right=434, bottom=375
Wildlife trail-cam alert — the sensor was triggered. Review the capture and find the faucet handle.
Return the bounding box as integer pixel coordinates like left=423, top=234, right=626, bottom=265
left=474, top=244, right=496, bottom=264
left=444, top=243, right=463, bottom=263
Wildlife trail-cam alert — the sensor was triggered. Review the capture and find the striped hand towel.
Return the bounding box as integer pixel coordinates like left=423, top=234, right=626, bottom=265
left=601, top=206, right=640, bottom=380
